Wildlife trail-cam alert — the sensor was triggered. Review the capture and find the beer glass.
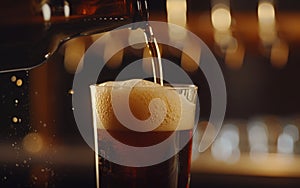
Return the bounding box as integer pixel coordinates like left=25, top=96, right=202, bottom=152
left=90, top=80, right=198, bottom=188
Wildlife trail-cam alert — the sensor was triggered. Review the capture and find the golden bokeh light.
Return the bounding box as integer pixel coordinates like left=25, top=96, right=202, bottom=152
left=258, top=1, right=275, bottom=26
left=166, top=0, right=187, bottom=27
left=16, top=79, right=23, bottom=87
left=22, top=133, right=44, bottom=153
left=181, top=38, right=201, bottom=73
left=167, top=0, right=188, bottom=44
left=68, top=89, right=74, bottom=95
left=10, top=76, right=17, bottom=82
left=211, top=4, right=231, bottom=31
left=12, top=117, right=18, bottom=123
left=64, top=38, right=85, bottom=74
left=258, top=1, right=277, bottom=45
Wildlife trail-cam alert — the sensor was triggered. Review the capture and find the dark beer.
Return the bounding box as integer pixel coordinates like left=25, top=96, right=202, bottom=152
left=97, top=129, right=193, bottom=188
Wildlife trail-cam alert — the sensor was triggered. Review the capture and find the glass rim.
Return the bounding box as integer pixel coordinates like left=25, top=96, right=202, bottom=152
left=89, top=83, right=198, bottom=90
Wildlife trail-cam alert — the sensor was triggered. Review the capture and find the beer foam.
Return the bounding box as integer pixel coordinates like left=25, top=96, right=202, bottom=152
left=93, top=79, right=196, bottom=131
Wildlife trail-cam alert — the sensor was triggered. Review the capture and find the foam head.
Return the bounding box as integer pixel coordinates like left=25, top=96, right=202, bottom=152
left=91, top=79, right=195, bottom=132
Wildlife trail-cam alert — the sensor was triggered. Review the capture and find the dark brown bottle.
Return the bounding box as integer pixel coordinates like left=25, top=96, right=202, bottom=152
left=0, top=0, right=148, bottom=72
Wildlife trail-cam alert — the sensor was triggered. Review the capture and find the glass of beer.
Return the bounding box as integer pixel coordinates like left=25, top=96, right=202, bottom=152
left=90, top=79, right=198, bottom=188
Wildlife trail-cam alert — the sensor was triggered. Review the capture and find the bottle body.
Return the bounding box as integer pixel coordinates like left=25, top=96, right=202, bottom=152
left=0, top=0, right=140, bottom=72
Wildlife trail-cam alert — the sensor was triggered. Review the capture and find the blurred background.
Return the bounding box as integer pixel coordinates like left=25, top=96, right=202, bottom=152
left=1, top=0, right=300, bottom=187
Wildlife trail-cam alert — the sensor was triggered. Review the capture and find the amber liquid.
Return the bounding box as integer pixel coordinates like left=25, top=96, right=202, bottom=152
left=97, top=129, right=193, bottom=188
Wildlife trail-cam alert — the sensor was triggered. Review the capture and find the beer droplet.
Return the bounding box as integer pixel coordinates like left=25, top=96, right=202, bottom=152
left=16, top=79, right=23, bottom=87
left=11, top=76, right=17, bottom=82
